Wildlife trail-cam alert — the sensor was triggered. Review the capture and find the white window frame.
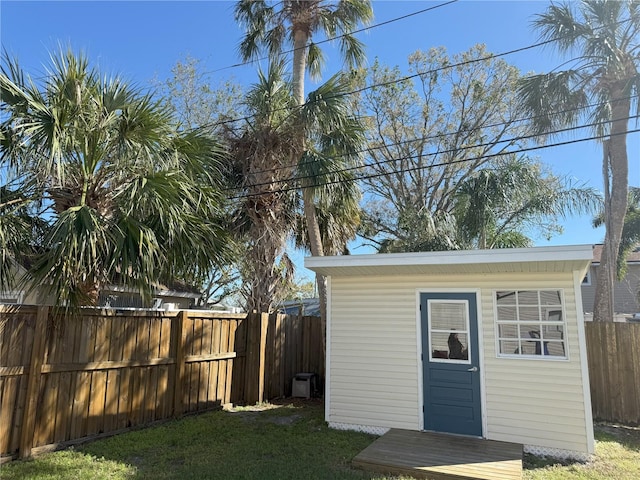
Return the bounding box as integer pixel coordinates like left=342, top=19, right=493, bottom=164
left=0, top=290, right=25, bottom=304
left=582, top=269, right=592, bottom=286
left=494, top=289, right=568, bottom=360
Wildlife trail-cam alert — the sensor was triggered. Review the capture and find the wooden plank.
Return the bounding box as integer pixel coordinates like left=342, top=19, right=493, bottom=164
left=18, top=306, right=48, bottom=458
left=225, top=319, right=238, bottom=405
left=69, top=371, right=90, bottom=441
left=276, top=314, right=285, bottom=398
left=0, top=377, right=18, bottom=455
left=230, top=317, right=246, bottom=405
left=144, top=366, right=158, bottom=422
left=0, top=366, right=25, bottom=377
left=188, top=319, right=203, bottom=411
left=53, top=370, right=71, bottom=443
left=173, top=311, right=187, bottom=417
left=11, top=312, right=35, bottom=454
left=58, top=315, right=81, bottom=443
left=117, top=316, right=136, bottom=430
left=40, top=358, right=175, bottom=373
left=130, top=366, right=144, bottom=427
left=117, top=367, right=132, bottom=431
left=243, top=314, right=257, bottom=403
left=33, top=373, right=55, bottom=447
left=87, top=370, right=107, bottom=436
left=109, top=316, right=125, bottom=363
left=199, top=318, right=212, bottom=408
left=103, top=369, right=119, bottom=434
left=353, top=429, right=522, bottom=480
left=302, top=315, right=310, bottom=373
left=157, top=317, right=172, bottom=419
left=209, top=318, right=221, bottom=403
left=258, top=313, right=268, bottom=403
left=145, top=318, right=160, bottom=421
left=157, top=365, right=170, bottom=419
left=216, top=319, right=230, bottom=405
left=185, top=352, right=237, bottom=365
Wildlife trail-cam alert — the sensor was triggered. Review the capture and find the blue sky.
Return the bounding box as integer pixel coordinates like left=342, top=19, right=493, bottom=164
left=2, top=1, right=639, bottom=266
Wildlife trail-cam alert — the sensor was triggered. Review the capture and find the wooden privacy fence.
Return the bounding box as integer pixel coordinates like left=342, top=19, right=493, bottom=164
left=0, top=306, right=323, bottom=461
left=585, top=321, right=640, bottom=426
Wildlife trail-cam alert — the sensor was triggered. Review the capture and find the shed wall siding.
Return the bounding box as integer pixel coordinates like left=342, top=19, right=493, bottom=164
left=328, top=272, right=590, bottom=454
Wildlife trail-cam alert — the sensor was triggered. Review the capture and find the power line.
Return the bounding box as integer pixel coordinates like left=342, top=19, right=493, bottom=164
left=210, top=0, right=459, bottom=74
left=187, top=17, right=635, bottom=133
left=227, top=126, right=640, bottom=200
left=192, top=35, right=557, bottom=131
left=225, top=94, right=639, bottom=187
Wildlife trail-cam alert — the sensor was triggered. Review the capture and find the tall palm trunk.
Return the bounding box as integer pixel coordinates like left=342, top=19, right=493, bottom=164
left=293, top=26, right=328, bottom=351
left=593, top=86, right=629, bottom=321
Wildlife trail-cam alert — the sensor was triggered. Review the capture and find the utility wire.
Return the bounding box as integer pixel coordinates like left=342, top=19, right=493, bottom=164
left=188, top=17, right=634, bottom=133
left=228, top=93, right=639, bottom=179
left=211, top=0, right=459, bottom=74
left=227, top=126, right=640, bottom=200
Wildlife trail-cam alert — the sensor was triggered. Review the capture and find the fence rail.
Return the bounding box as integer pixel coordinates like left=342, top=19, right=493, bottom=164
left=585, top=321, right=640, bottom=426
left=0, top=306, right=323, bottom=461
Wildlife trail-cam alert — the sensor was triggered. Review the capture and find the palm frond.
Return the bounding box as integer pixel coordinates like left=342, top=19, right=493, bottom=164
left=517, top=70, right=590, bottom=136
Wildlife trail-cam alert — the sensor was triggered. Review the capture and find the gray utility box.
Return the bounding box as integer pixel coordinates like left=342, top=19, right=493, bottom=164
left=292, top=372, right=317, bottom=399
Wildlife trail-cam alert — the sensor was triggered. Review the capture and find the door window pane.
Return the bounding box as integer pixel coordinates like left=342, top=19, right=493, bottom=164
left=429, top=300, right=470, bottom=362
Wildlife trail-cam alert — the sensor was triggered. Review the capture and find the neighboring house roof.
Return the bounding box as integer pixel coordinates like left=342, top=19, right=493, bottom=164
left=591, top=244, right=640, bottom=265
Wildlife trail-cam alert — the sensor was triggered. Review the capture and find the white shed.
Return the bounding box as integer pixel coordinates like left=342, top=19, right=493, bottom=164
left=305, top=245, right=594, bottom=460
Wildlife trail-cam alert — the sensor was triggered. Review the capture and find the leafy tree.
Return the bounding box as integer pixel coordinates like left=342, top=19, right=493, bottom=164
left=235, top=0, right=373, bottom=333
left=156, top=55, right=245, bottom=135
left=517, top=0, right=640, bottom=321
left=356, top=46, right=535, bottom=251
left=0, top=49, right=232, bottom=307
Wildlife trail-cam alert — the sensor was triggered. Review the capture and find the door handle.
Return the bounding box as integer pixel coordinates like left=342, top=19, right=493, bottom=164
left=467, top=366, right=478, bottom=372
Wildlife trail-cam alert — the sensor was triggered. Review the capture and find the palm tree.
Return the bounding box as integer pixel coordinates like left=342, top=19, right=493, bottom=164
left=0, top=49, right=232, bottom=307
left=454, top=156, right=602, bottom=250
left=235, top=0, right=373, bottom=328
left=517, top=0, right=640, bottom=321
left=227, top=61, right=364, bottom=314
left=225, top=61, right=301, bottom=313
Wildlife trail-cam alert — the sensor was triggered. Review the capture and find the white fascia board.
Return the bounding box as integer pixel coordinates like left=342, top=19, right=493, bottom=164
left=305, top=244, right=594, bottom=272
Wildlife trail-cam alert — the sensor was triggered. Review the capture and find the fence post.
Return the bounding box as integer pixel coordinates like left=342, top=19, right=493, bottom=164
left=172, top=310, right=188, bottom=417
left=19, top=305, right=48, bottom=459
left=244, top=313, right=269, bottom=404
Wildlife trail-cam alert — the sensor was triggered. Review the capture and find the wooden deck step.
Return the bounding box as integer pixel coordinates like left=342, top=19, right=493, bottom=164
left=353, top=429, right=522, bottom=480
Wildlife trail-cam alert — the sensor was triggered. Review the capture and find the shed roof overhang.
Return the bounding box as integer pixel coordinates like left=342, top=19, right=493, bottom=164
left=305, top=245, right=593, bottom=278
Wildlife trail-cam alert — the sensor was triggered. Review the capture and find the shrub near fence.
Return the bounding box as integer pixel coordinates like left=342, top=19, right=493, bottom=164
left=0, top=306, right=324, bottom=461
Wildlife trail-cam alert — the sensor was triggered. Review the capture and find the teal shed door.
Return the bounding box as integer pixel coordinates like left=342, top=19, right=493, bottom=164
left=421, top=292, right=482, bottom=437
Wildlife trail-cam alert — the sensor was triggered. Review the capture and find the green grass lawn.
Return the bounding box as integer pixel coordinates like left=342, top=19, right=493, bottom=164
left=524, top=423, right=640, bottom=480
left=1, top=401, right=637, bottom=480
left=0, top=400, right=412, bottom=480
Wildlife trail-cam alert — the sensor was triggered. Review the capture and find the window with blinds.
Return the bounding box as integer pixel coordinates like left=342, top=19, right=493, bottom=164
left=428, top=300, right=470, bottom=363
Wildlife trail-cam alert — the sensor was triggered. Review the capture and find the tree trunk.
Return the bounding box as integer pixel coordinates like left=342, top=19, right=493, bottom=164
left=293, top=27, right=328, bottom=351
left=593, top=88, right=630, bottom=322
